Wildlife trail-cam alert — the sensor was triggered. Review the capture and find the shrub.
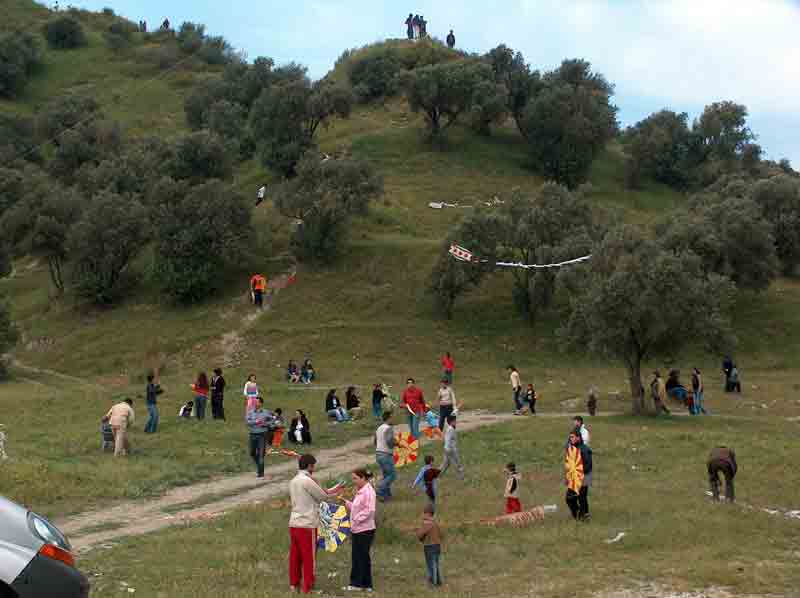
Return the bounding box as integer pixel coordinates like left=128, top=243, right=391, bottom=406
left=0, top=294, right=18, bottom=380
left=68, top=191, right=148, bottom=304
left=153, top=179, right=253, bottom=303
left=169, top=131, right=232, bottom=184
left=350, top=50, right=402, bottom=101
left=43, top=16, right=88, bottom=50
left=39, top=95, right=100, bottom=143
left=0, top=31, right=43, bottom=98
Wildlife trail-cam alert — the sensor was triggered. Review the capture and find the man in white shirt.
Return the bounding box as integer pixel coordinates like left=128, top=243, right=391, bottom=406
left=573, top=416, right=590, bottom=445
left=289, top=454, right=342, bottom=593
left=507, top=365, right=523, bottom=414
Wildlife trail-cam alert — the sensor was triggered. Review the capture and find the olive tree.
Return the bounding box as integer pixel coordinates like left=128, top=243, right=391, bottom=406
left=561, top=226, right=735, bottom=414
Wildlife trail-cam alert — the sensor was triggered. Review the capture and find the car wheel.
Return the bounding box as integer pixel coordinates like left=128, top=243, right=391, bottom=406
left=0, top=583, right=17, bottom=598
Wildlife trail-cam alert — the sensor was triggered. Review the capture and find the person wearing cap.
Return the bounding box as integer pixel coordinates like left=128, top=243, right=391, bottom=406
left=289, top=454, right=343, bottom=593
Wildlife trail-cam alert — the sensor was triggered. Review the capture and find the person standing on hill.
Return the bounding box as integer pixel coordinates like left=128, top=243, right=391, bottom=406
left=565, top=429, right=592, bottom=521
left=504, top=462, right=522, bottom=514
left=508, top=365, right=523, bottom=414
left=401, top=377, right=427, bottom=439
left=244, top=373, right=259, bottom=413
left=191, top=372, right=209, bottom=420
left=650, top=370, right=670, bottom=415
left=691, top=368, right=706, bottom=415
left=246, top=397, right=273, bottom=478
left=436, top=379, right=456, bottom=432
left=250, top=273, right=267, bottom=309
left=289, top=454, right=343, bottom=594
left=412, top=14, right=420, bottom=39
left=144, top=373, right=163, bottom=433
left=707, top=446, right=737, bottom=502
left=371, top=383, right=386, bottom=419
left=441, top=351, right=455, bottom=385
left=344, top=468, right=377, bottom=593
left=105, top=398, right=135, bottom=457
left=405, top=13, right=414, bottom=40
left=440, top=415, right=464, bottom=479
left=211, top=367, right=226, bottom=421
left=375, top=411, right=397, bottom=501
left=419, top=15, right=427, bottom=38
left=446, top=29, right=455, bottom=48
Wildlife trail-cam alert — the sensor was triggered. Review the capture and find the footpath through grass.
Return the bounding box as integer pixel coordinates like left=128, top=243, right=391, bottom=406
left=80, top=415, right=800, bottom=597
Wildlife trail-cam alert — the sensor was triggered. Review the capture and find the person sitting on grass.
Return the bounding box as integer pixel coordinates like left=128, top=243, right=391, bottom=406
left=290, top=409, right=312, bottom=444
left=346, top=386, right=363, bottom=419
left=301, top=359, right=316, bottom=384
left=178, top=400, right=193, bottom=418
left=287, top=360, right=300, bottom=383
left=325, top=389, right=350, bottom=422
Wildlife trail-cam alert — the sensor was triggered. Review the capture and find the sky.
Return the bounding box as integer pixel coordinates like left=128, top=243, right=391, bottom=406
left=71, top=0, right=800, bottom=167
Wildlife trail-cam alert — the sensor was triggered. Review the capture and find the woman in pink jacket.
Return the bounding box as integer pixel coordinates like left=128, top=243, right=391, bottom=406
left=344, top=468, right=377, bottom=592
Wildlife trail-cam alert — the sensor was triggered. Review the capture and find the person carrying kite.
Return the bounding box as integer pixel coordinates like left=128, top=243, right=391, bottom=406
left=564, top=429, right=593, bottom=521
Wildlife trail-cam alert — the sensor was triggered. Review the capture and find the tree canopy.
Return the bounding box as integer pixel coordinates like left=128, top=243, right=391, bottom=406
left=561, top=226, right=735, bottom=413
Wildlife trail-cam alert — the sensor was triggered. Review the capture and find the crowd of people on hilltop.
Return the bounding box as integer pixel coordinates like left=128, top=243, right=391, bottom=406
left=403, top=13, right=457, bottom=48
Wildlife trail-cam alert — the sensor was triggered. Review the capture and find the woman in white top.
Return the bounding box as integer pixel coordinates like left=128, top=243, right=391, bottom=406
left=244, top=373, right=259, bottom=413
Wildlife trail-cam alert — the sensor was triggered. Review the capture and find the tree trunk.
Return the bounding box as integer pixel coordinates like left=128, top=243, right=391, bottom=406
left=628, top=359, right=645, bottom=415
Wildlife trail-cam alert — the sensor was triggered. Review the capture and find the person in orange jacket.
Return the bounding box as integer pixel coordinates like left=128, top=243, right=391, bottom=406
left=250, top=273, right=267, bottom=308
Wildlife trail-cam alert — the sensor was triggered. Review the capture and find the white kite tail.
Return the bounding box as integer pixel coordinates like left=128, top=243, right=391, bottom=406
left=494, top=254, right=593, bottom=269
left=450, top=244, right=592, bottom=269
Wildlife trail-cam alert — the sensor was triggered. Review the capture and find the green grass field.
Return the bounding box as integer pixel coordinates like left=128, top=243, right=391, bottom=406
left=2, top=3, right=800, bottom=595
left=78, top=416, right=800, bottom=598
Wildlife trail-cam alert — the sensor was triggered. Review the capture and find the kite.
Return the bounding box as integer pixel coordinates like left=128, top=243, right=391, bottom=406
left=265, top=447, right=301, bottom=458
left=481, top=506, right=546, bottom=527
left=428, top=197, right=505, bottom=210
left=393, top=432, right=419, bottom=468
left=317, top=502, right=351, bottom=553
left=449, top=244, right=592, bottom=270
left=565, top=445, right=585, bottom=493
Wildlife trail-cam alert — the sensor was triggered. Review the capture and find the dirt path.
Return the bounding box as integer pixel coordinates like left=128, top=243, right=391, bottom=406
left=60, top=410, right=526, bottom=552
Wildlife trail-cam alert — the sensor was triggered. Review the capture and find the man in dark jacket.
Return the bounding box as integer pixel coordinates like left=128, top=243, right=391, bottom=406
left=211, top=367, right=226, bottom=420
left=144, top=373, right=163, bottom=433
left=565, top=430, right=593, bottom=520
left=405, top=14, right=414, bottom=40
left=446, top=30, right=455, bottom=48
left=708, top=446, right=737, bottom=502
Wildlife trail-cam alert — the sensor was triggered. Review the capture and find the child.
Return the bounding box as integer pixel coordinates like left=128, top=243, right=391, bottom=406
left=411, top=455, right=441, bottom=509
left=416, top=503, right=443, bottom=587
left=178, top=401, right=194, bottom=418
left=525, top=384, right=537, bottom=415
left=101, top=416, right=115, bottom=451
left=270, top=408, right=285, bottom=448
left=504, top=462, right=522, bottom=514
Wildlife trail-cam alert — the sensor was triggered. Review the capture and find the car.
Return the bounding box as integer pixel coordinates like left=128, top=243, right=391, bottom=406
left=0, top=495, right=89, bottom=598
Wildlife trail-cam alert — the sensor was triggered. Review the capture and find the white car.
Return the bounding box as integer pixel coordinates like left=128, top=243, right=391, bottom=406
left=0, top=495, right=89, bottom=597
